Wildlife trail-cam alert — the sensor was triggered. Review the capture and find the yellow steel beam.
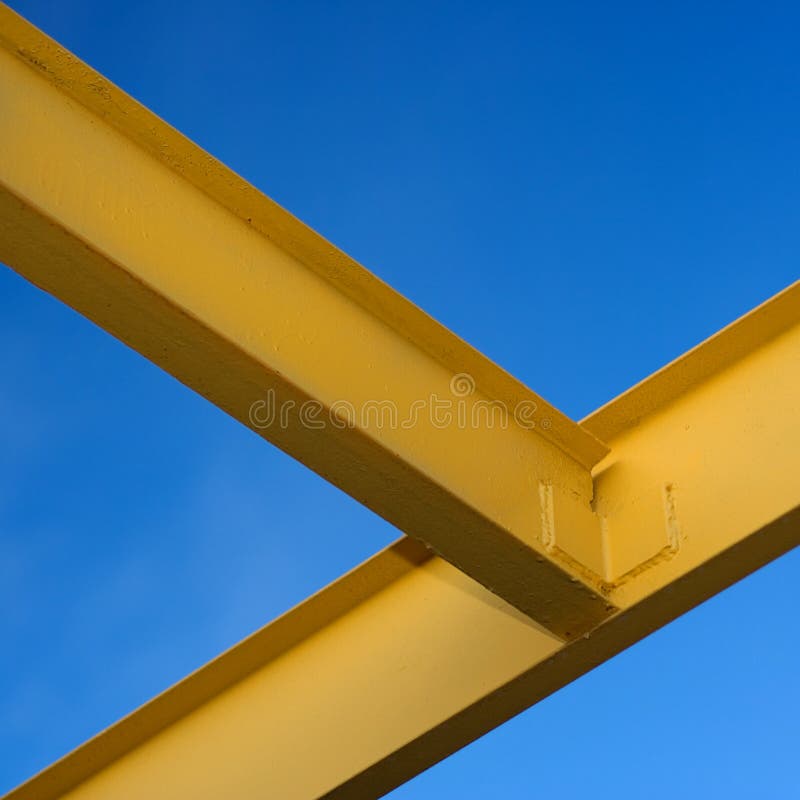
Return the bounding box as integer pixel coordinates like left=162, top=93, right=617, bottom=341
left=5, top=282, right=800, bottom=800
left=2, top=4, right=800, bottom=798
left=0, top=2, right=612, bottom=640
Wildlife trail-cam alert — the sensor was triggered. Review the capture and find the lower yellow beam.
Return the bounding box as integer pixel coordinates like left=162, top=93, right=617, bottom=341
left=7, top=283, right=800, bottom=800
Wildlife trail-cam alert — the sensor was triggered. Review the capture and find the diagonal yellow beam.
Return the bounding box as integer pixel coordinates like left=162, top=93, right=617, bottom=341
left=5, top=281, right=800, bottom=800
left=0, top=2, right=612, bottom=639
left=2, top=4, right=800, bottom=799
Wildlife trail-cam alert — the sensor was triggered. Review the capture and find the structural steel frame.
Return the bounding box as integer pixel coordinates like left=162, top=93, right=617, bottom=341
left=1, top=4, right=798, bottom=799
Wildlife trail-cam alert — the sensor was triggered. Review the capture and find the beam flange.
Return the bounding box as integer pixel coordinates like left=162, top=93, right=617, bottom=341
left=0, top=2, right=612, bottom=638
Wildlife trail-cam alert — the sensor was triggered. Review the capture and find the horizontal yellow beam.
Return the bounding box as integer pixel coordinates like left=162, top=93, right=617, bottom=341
left=3, top=5, right=800, bottom=798
left=6, top=281, right=800, bottom=800
left=0, top=2, right=612, bottom=639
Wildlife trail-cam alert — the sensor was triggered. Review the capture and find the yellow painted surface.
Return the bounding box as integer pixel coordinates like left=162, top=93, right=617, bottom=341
left=8, top=286, right=799, bottom=800
left=0, top=3, right=612, bottom=637
left=1, top=3, right=799, bottom=799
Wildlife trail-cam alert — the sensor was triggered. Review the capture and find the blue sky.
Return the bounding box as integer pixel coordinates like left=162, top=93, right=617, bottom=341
left=1, top=0, right=799, bottom=796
